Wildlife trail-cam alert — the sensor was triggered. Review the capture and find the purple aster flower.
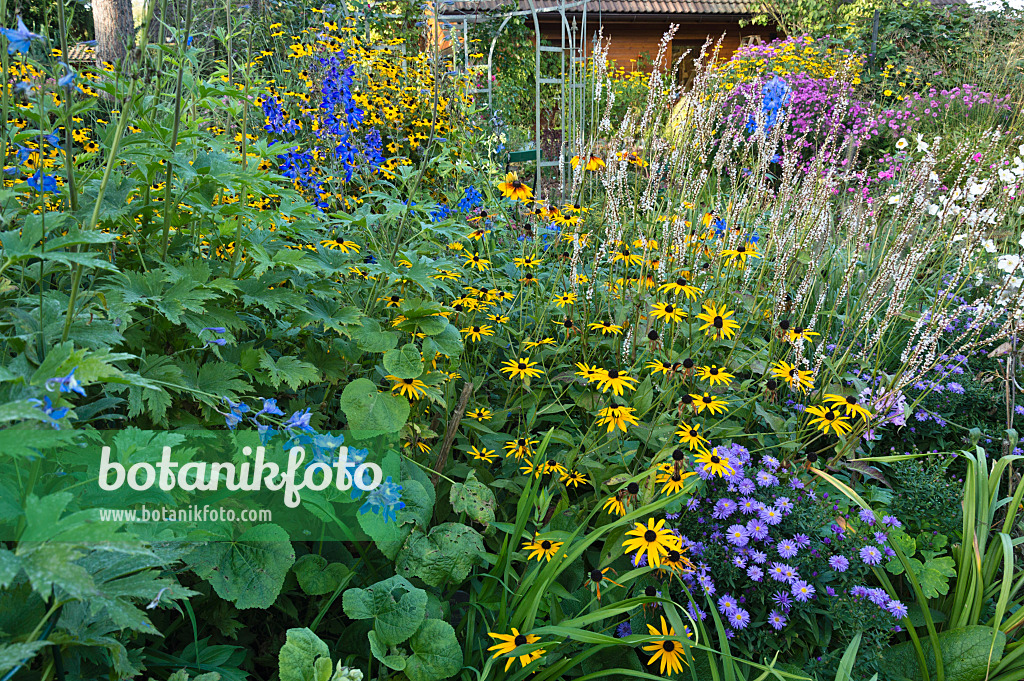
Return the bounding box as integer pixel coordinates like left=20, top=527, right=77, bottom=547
left=886, top=599, right=909, bottom=618
left=751, top=549, right=768, bottom=564
left=760, top=506, right=784, bottom=525
left=769, top=562, right=791, bottom=582
left=727, top=524, right=750, bottom=547
left=867, top=588, right=889, bottom=606
left=732, top=554, right=747, bottom=568
left=686, top=497, right=701, bottom=511
left=762, top=455, right=780, bottom=470
left=717, top=594, right=739, bottom=615
left=747, top=565, right=764, bottom=581
left=858, top=508, right=876, bottom=525
left=739, top=497, right=761, bottom=514
left=615, top=621, right=632, bottom=637
left=772, top=591, right=792, bottom=610
left=756, top=471, right=780, bottom=487
left=792, top=580, right=816, bottom=602
left=825, top=586, right=836, bottom=597
left=860, top=545, right=883, bottom=565
left=768, top=610, right=787, bottom=630
left=881, top=515, right=902, bottom=528
left=789, top=478, right=806, bottom=490
left=688, top=602, right=707, bottom=621
left=828, top=555, right=850, bottom=572
left=792, top=533, right=810, bottom=547
left=736, top=478, right=756, bottom=494
left=884, top=546, right=896, bottom=557
left=728, top=608, right=751, bottom=629
left=782, top=565, right=799, bottom=582
left=713, top=498, right=738, bottom=519
left=775, top=497, right=794, bottom=513
left=777, top=541, right=799, bottom=559
left=874, top=531, right=888, bottom=544
left=746, top=519, right=770, bottom=541
left=850, top=585, right=869, bottom=598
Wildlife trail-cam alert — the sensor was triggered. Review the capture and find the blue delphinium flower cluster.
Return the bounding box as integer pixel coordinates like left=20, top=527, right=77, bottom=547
left=359, top=476, right=406, bottom=523
left=317, top=54, right=364, bottom=182
left=746, top=76, right=791, bottom=134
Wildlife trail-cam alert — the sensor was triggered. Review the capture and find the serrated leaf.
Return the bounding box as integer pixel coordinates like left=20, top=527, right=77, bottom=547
left=259, top=353, right=321, bottom=390
left=421, top=323, right=463, bottom=358
left=0, top=641, right=52, bottom=676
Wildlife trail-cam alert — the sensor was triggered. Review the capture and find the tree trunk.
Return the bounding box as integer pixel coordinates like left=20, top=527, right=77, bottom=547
left=92, top=0, right=135, bottom=65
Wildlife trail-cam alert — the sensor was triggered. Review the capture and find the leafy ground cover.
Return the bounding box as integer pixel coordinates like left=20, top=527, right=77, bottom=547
left=1, top=2, right=1024, bottom=681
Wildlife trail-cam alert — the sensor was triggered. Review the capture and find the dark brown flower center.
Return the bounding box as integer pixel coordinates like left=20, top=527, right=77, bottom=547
left=644, top=530, right=658, bottom=542
left=667, top=549, right=681, bottom=562
left=713, top=316, right=724, bottom=328
left=645, top=586, right=658, bottom=597
left=627, top=482, right=640, bottom=494
left=517, top=362, right=527, bottom=370
left=514, top=634, right=528, bottom=645
left=710, top=455, right=720, bottom=464
left=607, top=369, right=619, bottom=379
left=541, top=540, right=552, bottom=550
left=590, top=569, right=603, bottom=582
left=663, top=641, right=676, bottom=652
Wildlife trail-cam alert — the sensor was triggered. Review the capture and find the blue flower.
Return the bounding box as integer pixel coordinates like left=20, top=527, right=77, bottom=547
left=27, top=170, right=59, bottom=193
left=311, top=431, right=345, bottom=461
left=257, top=423, right=277, bottom=445
left=57, top=62, right=76, bottom=89
left=223, top=399, right=249, bottom=430
left=28, top=395, right=69, bottom=427
left=283, top=407, right=314, bottom=433
left=256, top=398, right=285, bottom=417
left=1, top=17, right=42, bottom=55
left=46, top=367, right=86, bottom=396
left=359, top=476, right=405, bottom=523
left=456, top=186, right=483, bottom=212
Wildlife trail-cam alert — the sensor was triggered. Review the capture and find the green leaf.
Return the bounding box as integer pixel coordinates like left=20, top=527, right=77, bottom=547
left=882, top=625, right=1005, bottom=681
left=368, top=630, right=408, bottom=671
left=292, top=554, right=351, bottom=596
left=259, top=353, right=321, bottom=390
left=342, top=575, right=427, bottom=646
left=351, top=318, right=398, bottom=353
left=421, top=324, right=463, bottom=358
left=395, top=523, right=484, bottom=587
left=0, top=641, right=52, bottom=676
left=339, top=378, right=410, bottom=433
left=404, top=619, right=462, bottom=681
left=278, top=627, right=331, bottom=681
left=184, top=523, right=295, bottom=609
left=383, top=343, right=424, bottom=379
left=449, top=472, right=495, bottom=527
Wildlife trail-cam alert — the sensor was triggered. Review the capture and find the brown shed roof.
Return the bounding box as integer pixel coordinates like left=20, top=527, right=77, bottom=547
left=440, top=0, right=963, bottom=16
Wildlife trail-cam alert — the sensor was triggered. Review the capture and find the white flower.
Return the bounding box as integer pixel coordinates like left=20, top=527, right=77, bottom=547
left=998, top=254, right=1022, bottom=274
left=983, top=239, right=998, bottom=253
left=928, top=203, right=941, bottom=215
left=969, top=181, right=990, bottom=197
left=915, top=134, right=929, bottom=152
left=1018, top=233, right=1024, bottom=249
left=952, top=232, right=966, bottom=243
left=887, top=194, right=902, bottom=205
left=895, top=138, right=908, bottom=150
left=999, top=168, right=1016, bottom=184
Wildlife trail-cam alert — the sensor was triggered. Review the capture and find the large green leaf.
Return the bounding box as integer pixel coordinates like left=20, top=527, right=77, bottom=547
left=404, top=619, right=462, bottom=681
left=292, top=554, right=351, bottom=596
left=342, top=575, right=426, bottom=646
left=421, top=323, right=463, bottom=358
left=383, top=344, right=424, bottom=379
left=449, top=472, right=495, bottom=527
left=339, top=378, right=410, bottom=433
left=278, top=627, right=331, bottom=681
left=350, top=318, right=398, bottom=353
left=0, top=641, right=52, bottom=676
left=184, top=523, right=295, bottom=609
left=395, top=523, right=484, bottom=588
left=882, top=625, right=1006, bottom=681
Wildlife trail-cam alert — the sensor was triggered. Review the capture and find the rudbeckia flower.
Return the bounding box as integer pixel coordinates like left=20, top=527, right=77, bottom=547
left=522, top=536, right=564, bottom=562
left=589, top=320, right=623, bottom=335
left=694, top=448, right=735, bottom=477
left=461, top=251, right=491, bottom=271
left=696, top=301, right=740, bottom=340
left=602, top=495, right=627, bottom=516
left=595, top=405, right=639, bottom=434
left=770, top=360, right=814, bottom=392
left=642, top=616, right=690, bottom=675
left=500, top=357, right=544, bottom=380
left=467, top=445, right=497, bottom=462
left=386, top=375, right=428, bottom=400
left=560, top=470, right=590, bottom=488
left=593, top=368, right=639, bottom=396
left=650, top=301, right=686, bottom=323
left=804, top=405, right=853, bottom=436
left=656, top=468, right=694, bottom=495
left=571, top=154, right=605, bottom=171
left=691, top=392, right=729, bottom=415
left=487, top=629, right=545, bottom=671
left=787, top=326, right=820, bottom=343
left=504, top=436, right=538, bottom=460
left=497, top=172, right=533, bottom=202
left=623, top=518, right=681, bottom=568
left=587, top=566, right=622, bottom=600
left=721, top=241, right=762, bottom=267
left=675, top=422, right=710, bottom=450
left=823, top=393, right=872, bottom=419
left=460, top=324, right=495, bottom=341
left=552, top=292, right=577, bottom=308
left=696, top=365, right=734, bottom=387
